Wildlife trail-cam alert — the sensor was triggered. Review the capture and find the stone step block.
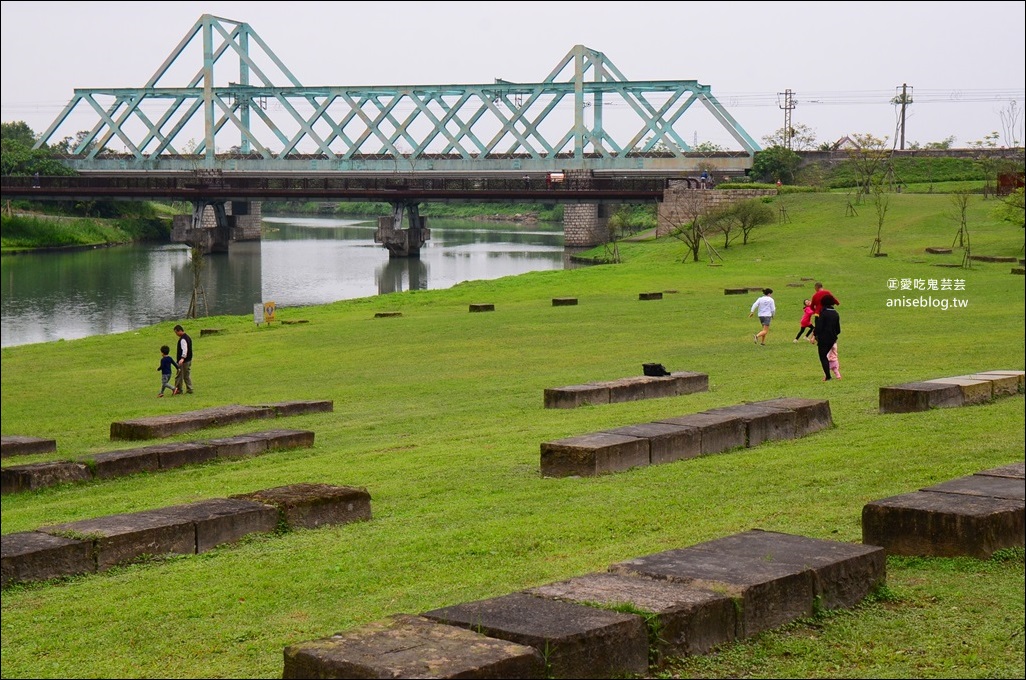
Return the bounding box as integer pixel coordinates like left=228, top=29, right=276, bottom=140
left=154, top=442, right=219, bottom=469
left=373, top=311, right=402, bottom=318
left=862, top=490, right=1025, bottom=559
left=609, top=541, right=814, bottom=638
left=543, top=384, right=611, bottom=409
left=676, top=530, right=886, bottom=613
left=973, top=369, right=1024, bottom=392
left=232, top=483, right=371, bottom=530
left=1, top=435, right=57, bottom=458
left=524, top=572, right=738, bottom=663
left=110, top=404, right=276, bottom=440
left=748, top=397, right=833, bottom=437
left=1, top=531, right=95, bottom=588
left=639, top=291, right=663, bottom=300
left=1, top=461, right=91, bottom=495
left=552, top=297, right=578, bottom=306
left=251, top=429, right=316, bottom=452
left=88, top=448, right=162, bottom=479
left=922, top=474, right=1025, bottom=501
left=540, top=432, right=649, bottom=478
left=700, top=403, right=797, bottom=447
left=40, top=510, right=198, bottom=571
left=602, top=422, right=702, bottom=465
left=975, top=461, right=1025, bottom=479
left=469, top=303, right=495, bottom=312
left=959, top=372, right=1023, bottom=397
left=257, top=400, right=334, bottom=417
left=923, top=377, right=995, bottom=405
left=283, top=614, right=545, bottom=679
left=879, top=381, right=964, bottom=413
left=159, top=498, right=279, bottom=552
left=422, top=592, right=650, bottom=679
left=655, top=412, right=746, bottom=456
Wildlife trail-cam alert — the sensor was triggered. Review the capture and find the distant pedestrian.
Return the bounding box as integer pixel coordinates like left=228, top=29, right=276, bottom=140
left=794, top=299, right=815, bottom=343
left=172, top=324, right=194, bottom=395
left=814, top=295, right=841, bottom=381
left=748, top=288, right=775, bottom=345
left=157, top=345, right=176, bottom=397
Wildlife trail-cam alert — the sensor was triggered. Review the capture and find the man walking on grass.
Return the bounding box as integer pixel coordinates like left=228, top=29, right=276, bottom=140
left=172, top=324, right=194, bottom=395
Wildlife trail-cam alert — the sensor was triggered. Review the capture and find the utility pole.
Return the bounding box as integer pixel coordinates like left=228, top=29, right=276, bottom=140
left=778, top=89, right=796, bottom=149
left=893, top=84, right=913, bottom=150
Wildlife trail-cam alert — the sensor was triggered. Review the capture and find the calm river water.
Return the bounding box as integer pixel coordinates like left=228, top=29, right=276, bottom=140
left=0, top=215, right=568, bottom=348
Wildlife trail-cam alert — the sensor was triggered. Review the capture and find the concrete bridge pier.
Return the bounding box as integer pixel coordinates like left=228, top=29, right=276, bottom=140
left=171, top=200, right=262, bottom=254
left=375, top=201, right=430, bottom=258
left=561, top=170, right=614, bottom=247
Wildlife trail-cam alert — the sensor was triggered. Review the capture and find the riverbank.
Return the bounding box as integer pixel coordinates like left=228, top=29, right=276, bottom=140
left=1, top=191, right=1023, bottom=679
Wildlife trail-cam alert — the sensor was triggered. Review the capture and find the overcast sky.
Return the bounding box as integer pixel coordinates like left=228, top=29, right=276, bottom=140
left=2, top=0, right=1023, bottom=152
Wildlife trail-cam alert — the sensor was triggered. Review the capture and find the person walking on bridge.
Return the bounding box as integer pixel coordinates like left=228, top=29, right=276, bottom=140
left=172, top=324, right=194, bottom=395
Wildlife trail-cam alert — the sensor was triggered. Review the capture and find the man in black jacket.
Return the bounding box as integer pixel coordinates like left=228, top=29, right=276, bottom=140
left=172, top=324, right=194, bottom=394
left=813, top=296, right=841, bottom=381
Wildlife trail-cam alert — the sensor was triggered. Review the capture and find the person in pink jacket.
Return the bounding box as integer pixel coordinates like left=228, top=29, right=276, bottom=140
left=793, top=299, right=815, bottom=343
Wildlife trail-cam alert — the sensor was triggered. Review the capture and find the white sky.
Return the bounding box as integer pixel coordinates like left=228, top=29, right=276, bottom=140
left=2, top=0, right=1024, bottom=152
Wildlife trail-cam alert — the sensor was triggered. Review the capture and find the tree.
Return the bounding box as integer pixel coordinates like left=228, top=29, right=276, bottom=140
left=844, top=133, right=892, bottom=198
left=949, top=190, right=972, bottom=249
left=999, top=100, right=1024, bottom=149
left=660, top=189, right=712, bottom=263
left=751, top=145, right=801, bottom=184
left=762, top=123, right=817, bottom=151
left=706, top=199, right=775, bottom=248
left=869, top=185, right=889, bottom=257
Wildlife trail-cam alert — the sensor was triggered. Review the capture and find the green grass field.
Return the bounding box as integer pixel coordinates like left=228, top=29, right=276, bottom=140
left=1, top=191, right=1023, bottom=679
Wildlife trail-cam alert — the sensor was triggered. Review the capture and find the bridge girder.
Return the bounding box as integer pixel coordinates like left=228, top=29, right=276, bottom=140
left=34, top=15, right=759, bottom=174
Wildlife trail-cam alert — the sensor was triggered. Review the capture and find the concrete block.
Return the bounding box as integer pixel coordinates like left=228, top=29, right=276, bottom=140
left=159, top=498, right=279, bottom=552
left=110, top=404, right=276, bottom=440
left=603, top=422, right=702, bottom=465
left=862, top=491, right=1025, bottom=559
left=655, top=412, right=746, bottom=455
left=283, top=614, right=545, bottom=679
left=923, top=377, right=994, bottom=405
left=204, top=434, right=270, bottom=460
left=232, top=483, right=372, bottom=530
left=609, top=542, right=815, bottom=637
left=680, top=530, right=886, bottom=612
left=1, top=531, right=95, bottom=587
left=669, top=371, right=710, bottom=396
left=639, top=292, right=663, bottom=300
left=879, top=382, right=963, bottom=413
left=88, top=448, right=161, bottom=479
left=975, top=461, right=1025, bottom=479
left=258, top=400, right=334, bottom=417
left=154, top=442, right=218, bottom=469
left=373, top=311, right=402, bottom=317
left=469, top=303, right=495, bottom=312
left=422, top=592, right=650, bottom=679
left=922, top=474, right=1025, bottom=501
left=973, top=370, right=1024, bottom=392
left=543, top=384, right=611, bottom=409
left=601, top=377, right=672, bottom=404
left=552, top=297, right=578, bottom=306
left=41, top=511, right=197, bottom=571
left=700, top=404, right=797, bottom=447
left=252, top=429, right=316, bottom=451
left=961, top=373, right=1022, bottom=397
left=540, top=432, right=650, bottom=478
left=1, top=461, right=92, bottom=495
left=525, top=572, right=738, bottom=661
left=1, top=435, right=57, bottom=458
left=749, top=397, right=833, bottom=437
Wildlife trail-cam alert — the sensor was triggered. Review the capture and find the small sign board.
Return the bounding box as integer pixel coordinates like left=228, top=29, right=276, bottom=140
left=254, top=301, right=276, bottom=325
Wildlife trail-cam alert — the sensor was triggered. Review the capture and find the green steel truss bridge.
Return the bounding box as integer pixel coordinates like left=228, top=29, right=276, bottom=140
left=33, top=14, right=760, bottom=175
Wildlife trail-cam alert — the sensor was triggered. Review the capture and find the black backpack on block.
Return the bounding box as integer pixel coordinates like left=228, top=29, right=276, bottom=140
left=643, top=363, right=672, bottom=377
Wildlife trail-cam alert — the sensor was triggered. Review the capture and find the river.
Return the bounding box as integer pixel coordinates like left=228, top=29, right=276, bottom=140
left=0, top=215, right=570, bottom=348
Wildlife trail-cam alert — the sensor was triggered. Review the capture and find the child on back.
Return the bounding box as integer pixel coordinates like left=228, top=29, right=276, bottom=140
left=794, top=299, right=815, bottom=343
left=157, top=345, right=176, bottom=397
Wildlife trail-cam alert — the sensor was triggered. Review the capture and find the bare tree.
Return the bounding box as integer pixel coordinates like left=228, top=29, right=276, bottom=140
left=845, top=133, right=893, bottom=198
left=186, top=244, right=208, bottom=318
left=869, top=185, right=889, bottom=257
left=949, top=190, right=971, bottom=249
left=999, top=100, right=1024, bottom=149
left=659, top=188, right=706, bottom=263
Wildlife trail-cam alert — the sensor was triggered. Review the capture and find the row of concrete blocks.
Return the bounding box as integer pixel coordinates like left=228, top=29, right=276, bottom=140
left=1, top=482, right=372, bottom=588
left=543, top=371, right=709, bottom=409
left=862, top=461, right=1025, bottom=559
left=282, top=528, right=885, bottom=679
left=878, top=370, right=1023, bottom=413
left=0, top=435, right=57, bottom=459
left=541, top=397, right=832, bottom=478
left=469, top=293, right=673, bottom=312
left=1, top=429, right=314, bottom=495
left=109, top=399, right=333, bottom=441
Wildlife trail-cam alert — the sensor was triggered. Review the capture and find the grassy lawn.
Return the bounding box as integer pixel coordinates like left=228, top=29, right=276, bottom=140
left=1, top=191, right=1023, bottom=679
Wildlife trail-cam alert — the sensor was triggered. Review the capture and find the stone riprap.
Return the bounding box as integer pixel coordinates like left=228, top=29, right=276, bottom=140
left=1, top=483, right=370, bottom=587
left=541, top=398, right=832, bottom=478
left=109, top=399, right=332, bottom=440
left=1, top=435, right=57, bottom=459
left=544, top=371, right=709, bottom=409
left=879, top=370, right=1023, bottom=413
left=284, top=529, right=883, bottom=679
left=1, top=430, right=314, bottom=495
left=862, top=461, right=1025, bottom=559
